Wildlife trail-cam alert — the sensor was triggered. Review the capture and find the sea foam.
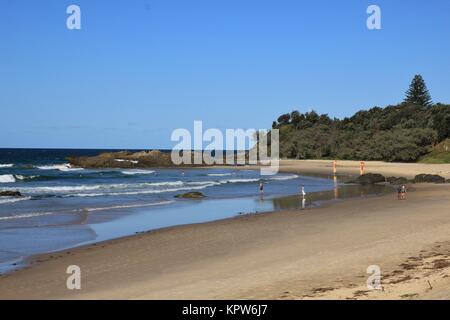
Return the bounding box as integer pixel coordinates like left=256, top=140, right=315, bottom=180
left=0, top=200, right=173, bottom=220
left=36, top=163, right=83, bottom=172
left=121, top=169, right=155, bottom=175
left=0, top=196, right=31, bottom=205
left=270, top=174, right=299, bottom=181
left=83, top=200, right=174, bottom=212
left=115, top=159, right=139, bottom=164
left=0, top=174, right=16, bottom=183
left=0, top=209, right=54, bottom=220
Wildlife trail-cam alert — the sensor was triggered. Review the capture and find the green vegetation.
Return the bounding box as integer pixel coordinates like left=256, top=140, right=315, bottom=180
left=270, top=76, right=450, bottom=162
left=419, top=139, right=450, bottom=164
left=404, top=74, right=433, bottom=107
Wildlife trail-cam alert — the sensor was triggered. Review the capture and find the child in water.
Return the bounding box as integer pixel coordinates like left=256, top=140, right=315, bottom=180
left=397, top=185, right=407, bottom=200
left=401, top=185, right=407, bottom=200
left=397, top=186, right=402, bottom=200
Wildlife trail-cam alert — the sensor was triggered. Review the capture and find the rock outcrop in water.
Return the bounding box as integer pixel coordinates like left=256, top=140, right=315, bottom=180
left=352, top=173, right=448, bottom=185
left=68, top=150, right=172, bottom=168
left=68, top=150, right=249, bottom=168
left=353, top=173, right=386, bottom=184
left=0, top=191, right=22, bottom=197
left=68, top=150, right=184, bottom=168
left=175, top=192, right=206, bottom=199
left=414, top=174, right=446, bottom=184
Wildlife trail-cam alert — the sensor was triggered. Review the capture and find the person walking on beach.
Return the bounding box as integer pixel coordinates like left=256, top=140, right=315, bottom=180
left=401, top=185, right=407, bottom=200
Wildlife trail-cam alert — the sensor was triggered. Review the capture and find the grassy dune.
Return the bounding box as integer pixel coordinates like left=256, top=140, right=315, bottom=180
left=420, top=139, right=450, bottom=164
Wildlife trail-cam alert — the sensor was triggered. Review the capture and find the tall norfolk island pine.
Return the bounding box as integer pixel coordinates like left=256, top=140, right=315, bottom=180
left=404, top=75, right=433, bottom=106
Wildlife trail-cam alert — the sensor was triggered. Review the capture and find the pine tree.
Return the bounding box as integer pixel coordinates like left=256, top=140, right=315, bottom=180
left=404, top=75, right=433, bottom=106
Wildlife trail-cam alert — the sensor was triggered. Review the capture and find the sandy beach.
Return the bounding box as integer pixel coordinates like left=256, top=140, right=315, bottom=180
left=1, top=160, right=450, bottom=300
left=278, top=159, right=450, bottom=179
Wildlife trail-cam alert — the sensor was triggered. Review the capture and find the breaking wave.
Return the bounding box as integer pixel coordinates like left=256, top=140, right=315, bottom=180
left=270, top=174, right=299, bottom=181
left=0, top=174, right=16, bottom=183
left=0, top=200, right=174, bottom=220
left=5, top=174, right=301, bottom=198
left=0, top=196, right=32, bottom=205
left=15, top=175, right=40, bottom=181
left=121, top=169, right=155, bottom=175
left=36, top=163, right=83, bottom=172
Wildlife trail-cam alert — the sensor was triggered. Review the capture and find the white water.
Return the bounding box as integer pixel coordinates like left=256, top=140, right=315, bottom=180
left=36, top=163, right=83, bottom=172
left=82, top=200, right=175, bottom=212
left=0, top=197, right=32, bottom=205
left=0, top=174, right=16, bottom=183
left=115, top=159, right=139, bottom=164
left=270, top=174, right=299, bottom=181
left=0, top=210, right=54, bottom=221
left=5, top=174, right=300, bottom=198
left=121, top=169, right=155, bottom=175
left=69, top=184, right=217, bottom=197
left=15, top=175, right=39, bottom=181
left=0, top=200, right=173, bottom=220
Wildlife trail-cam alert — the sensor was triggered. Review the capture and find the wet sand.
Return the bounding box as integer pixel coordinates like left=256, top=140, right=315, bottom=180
left=0, top=160, right=450, bottom=299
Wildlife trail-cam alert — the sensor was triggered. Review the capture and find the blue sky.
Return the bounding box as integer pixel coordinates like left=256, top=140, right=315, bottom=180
left=1, top=0, right=450, bottom=149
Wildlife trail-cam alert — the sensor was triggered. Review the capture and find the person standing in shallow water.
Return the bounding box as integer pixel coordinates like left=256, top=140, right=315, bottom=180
left=401, top=185, right=407, bottom=200
left=397, top=186, right=402, bottom=200
left=301, top=186, right=306, bottom=198
left=259, top=181, right=264, bottom=194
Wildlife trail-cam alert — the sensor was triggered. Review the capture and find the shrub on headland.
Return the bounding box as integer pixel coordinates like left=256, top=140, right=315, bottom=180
left=272, top=104, right=448, bottom=162
left=270, top=76, right=450, bottom=162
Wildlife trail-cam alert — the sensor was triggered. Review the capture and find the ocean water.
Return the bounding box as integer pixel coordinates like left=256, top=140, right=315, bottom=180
left=0, top=148, right=388, bottom=273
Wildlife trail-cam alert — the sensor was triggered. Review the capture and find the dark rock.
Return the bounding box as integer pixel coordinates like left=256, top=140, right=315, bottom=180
left=0, top=190, right=22, bottom=197
left=414, top=174, right=446, bottom=184
left=67, top=149, right=250, bottom=169
left=175, top=192, right=206, bottom=199
left=386, top=176, right=411, bottom=185
left=354, top=173, right=386, bottom=184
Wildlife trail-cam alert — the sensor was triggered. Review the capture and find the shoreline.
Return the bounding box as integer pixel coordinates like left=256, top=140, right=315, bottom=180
left=0, top=172, right=373, bottom=275
left=0, top=160, right=449, bottom=299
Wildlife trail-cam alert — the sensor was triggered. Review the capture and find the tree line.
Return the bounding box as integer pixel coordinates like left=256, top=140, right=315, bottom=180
left=271, top=75, right=450, bottom=162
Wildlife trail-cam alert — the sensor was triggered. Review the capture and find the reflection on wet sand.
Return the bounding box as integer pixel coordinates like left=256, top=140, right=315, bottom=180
left=334, top=175, right=338, bottom=199
left=271, top=183, right=394, bottom=211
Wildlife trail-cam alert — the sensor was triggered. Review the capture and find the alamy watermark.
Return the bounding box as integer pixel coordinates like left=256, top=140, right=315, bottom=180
left=66, top=265, right=81, bottom=290
left=367, top=5, right=381, bottom=30
left=367, top=265, right=382, bottom=290
left=66, top=5, right=81, bottom=30
left=65, top=5, right=381, bottom=31
left=170, top=121, right=279, bottom=175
